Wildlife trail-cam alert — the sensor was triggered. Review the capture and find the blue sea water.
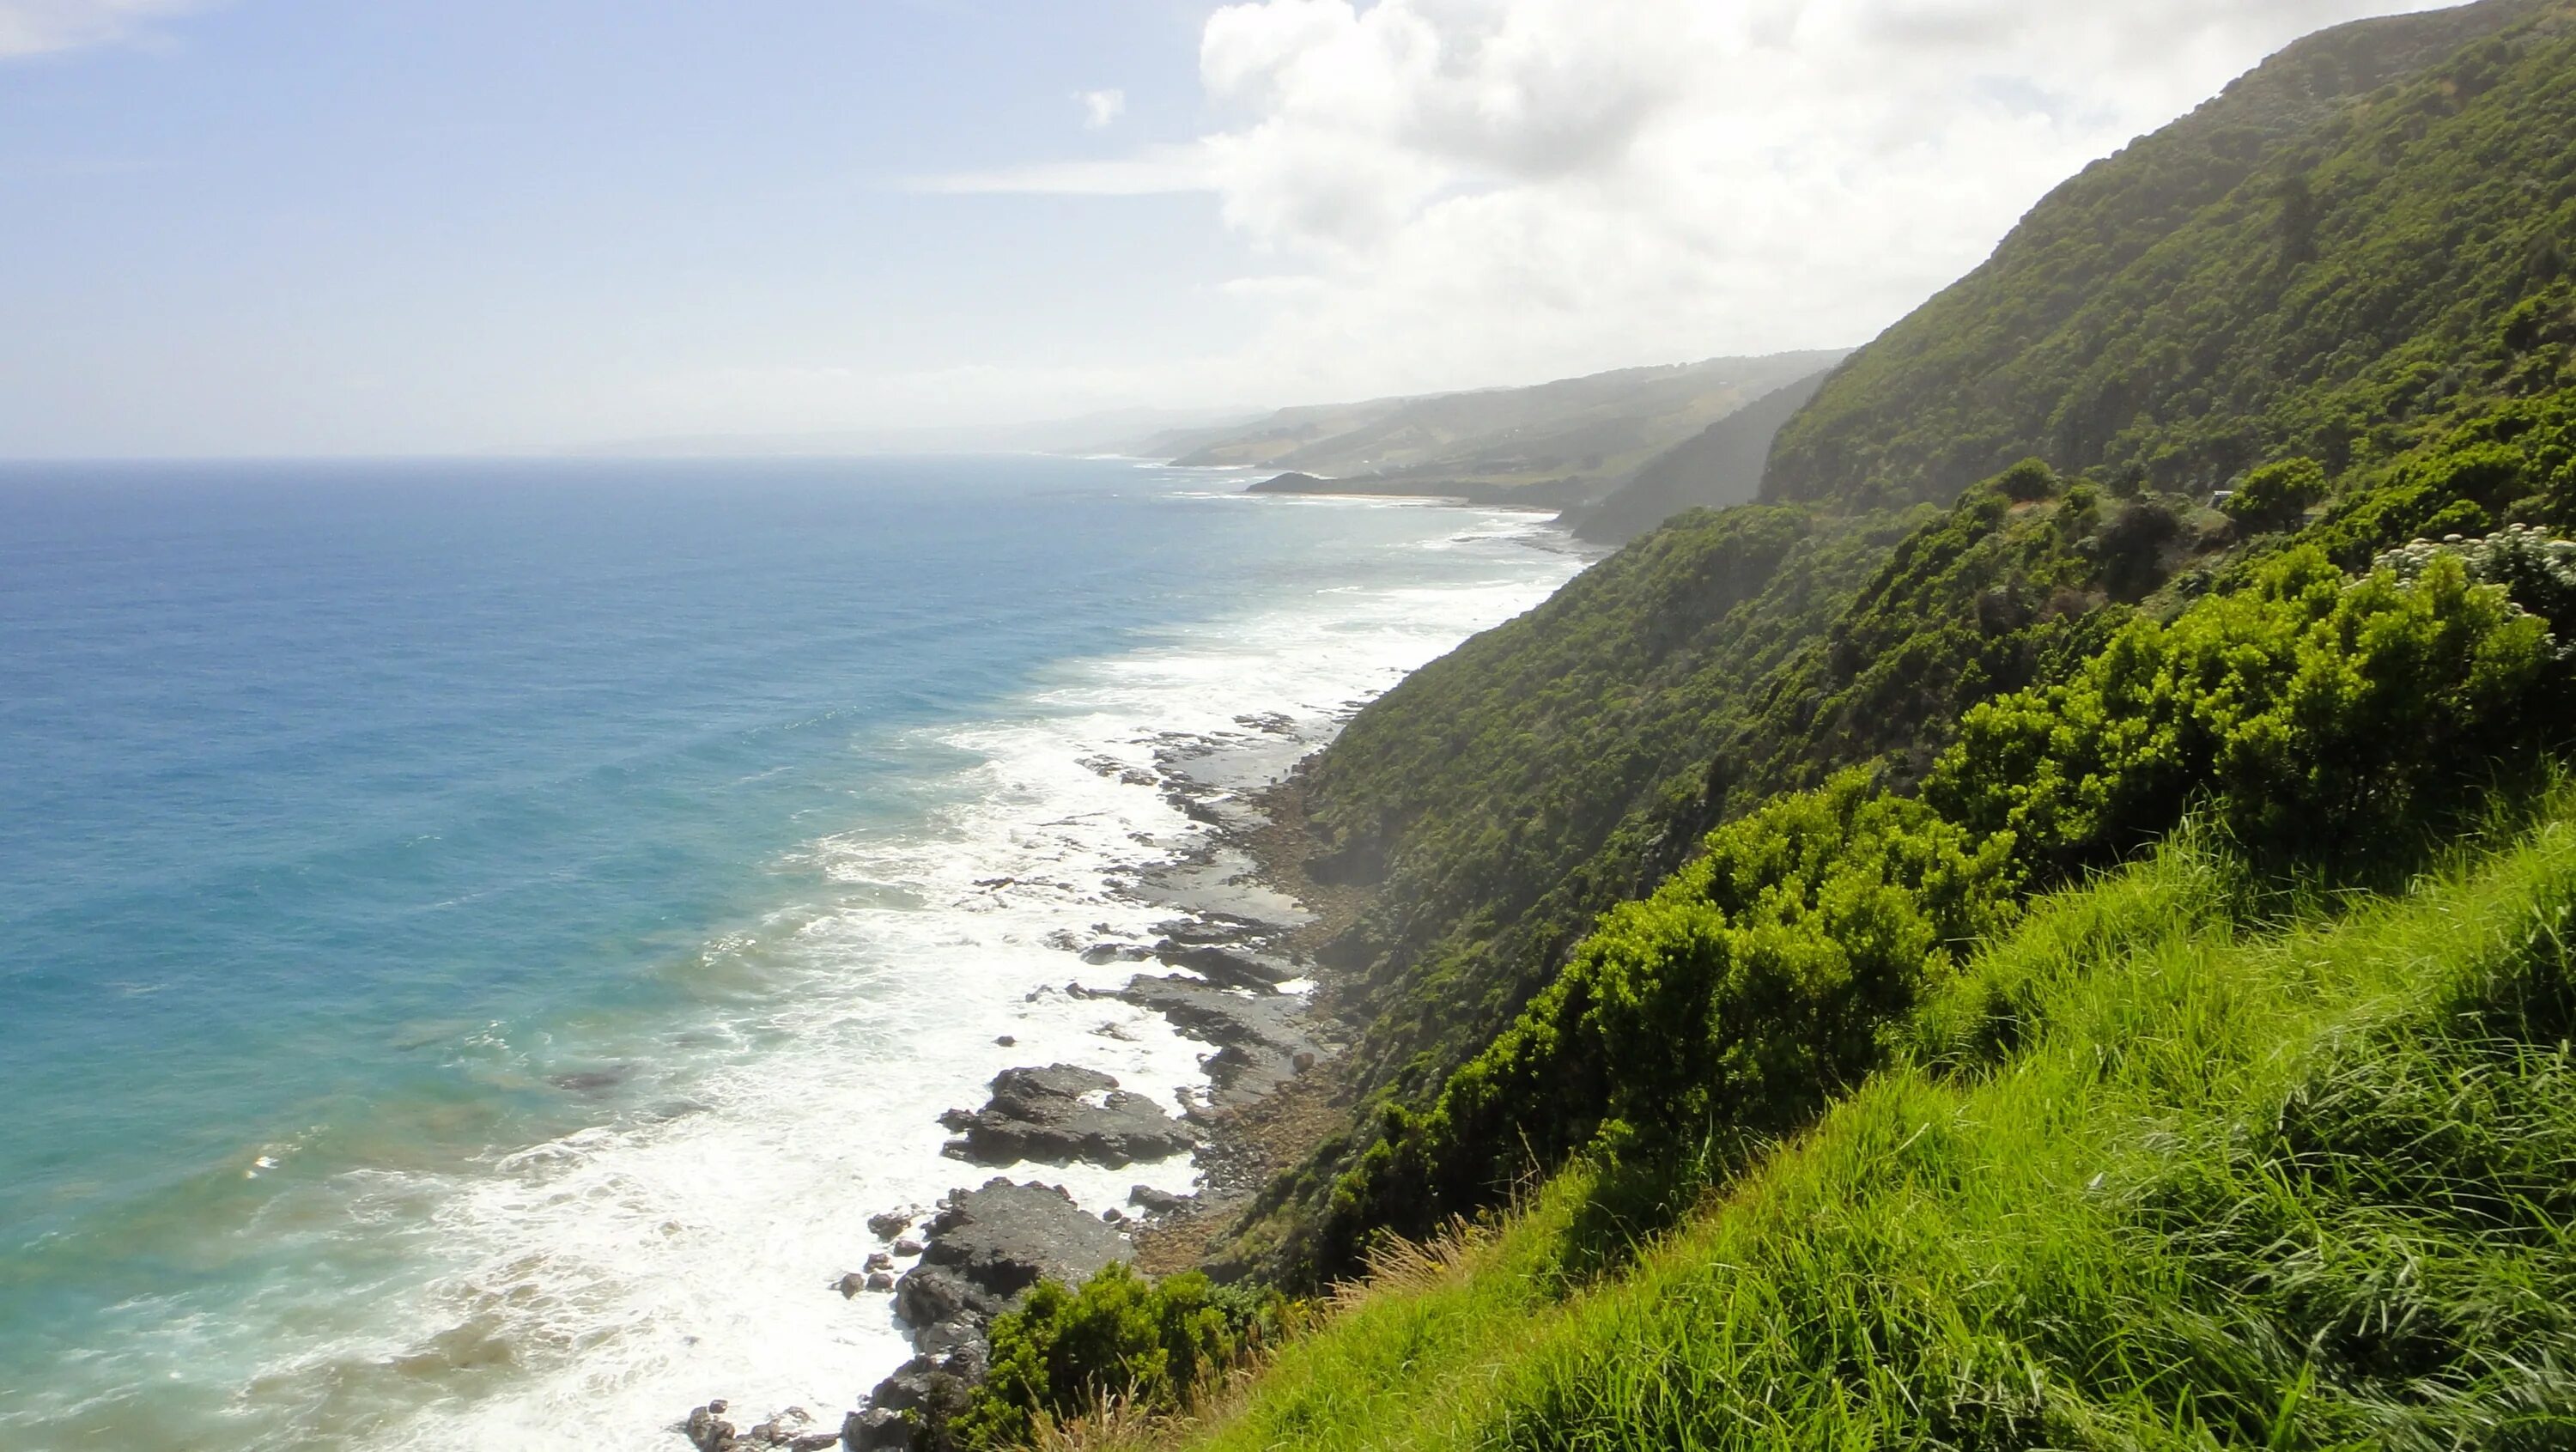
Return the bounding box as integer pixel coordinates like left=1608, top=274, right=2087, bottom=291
left=0, top=456, right=1582, bottom=1449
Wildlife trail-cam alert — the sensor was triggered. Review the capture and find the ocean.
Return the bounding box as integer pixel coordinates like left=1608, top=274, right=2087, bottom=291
left=0, top=456, right=1586, bottom=1450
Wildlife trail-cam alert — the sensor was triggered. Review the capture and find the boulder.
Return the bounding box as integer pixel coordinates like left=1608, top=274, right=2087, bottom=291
left=939, top=1064, right=1198, bottom=1169
left=1127, top=1185, right=1194, bottom=1217
left=889, top=1178, right=1127, bottom=1338
left=867, top=1210, right=914, bottom=1240
left=684, top=1402, right=733, bottom=1452
left=1152, top=941, right=1301, bottom=991
left=841, top=1407, right=909, bottom=1451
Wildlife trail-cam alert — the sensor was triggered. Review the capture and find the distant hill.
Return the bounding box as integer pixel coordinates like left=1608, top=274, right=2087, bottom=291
left=1558, top=367, right=1838, bottom=543
left=1140, top=350, right=1848, bottom=507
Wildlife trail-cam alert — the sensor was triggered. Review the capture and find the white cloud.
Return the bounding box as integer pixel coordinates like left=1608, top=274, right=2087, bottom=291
left=0, top=0, right=208, bottom=59
left=944, top=0, right=2454, bottom=405
left=1077, top=87, right=1127, bottom=130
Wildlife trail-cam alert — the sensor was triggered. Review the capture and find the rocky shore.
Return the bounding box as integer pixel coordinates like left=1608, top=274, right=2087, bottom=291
left=676, top=713, right=1364, bottom=1451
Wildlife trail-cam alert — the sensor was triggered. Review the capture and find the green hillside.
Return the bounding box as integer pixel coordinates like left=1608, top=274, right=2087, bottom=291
left=902, top=3, right=2576, bottom=1447
left=1189, top=0, right=2576, bottom=1279
left=1765, top=0, right=2565, bottom=508
left=1561, top=368, right=1836, bottom=544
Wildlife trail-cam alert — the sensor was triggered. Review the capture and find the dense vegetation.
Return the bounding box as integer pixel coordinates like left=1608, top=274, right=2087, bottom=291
left=1158, top=805, right=2576, bottom=1449
left=1765, top=0, right=2568, bottom=508
left=1223, top=0, right=2576, bottom=1286
left=1313, top=542, right=2574, bottom=1266
left=944, top=4, right=2576, bottom=1446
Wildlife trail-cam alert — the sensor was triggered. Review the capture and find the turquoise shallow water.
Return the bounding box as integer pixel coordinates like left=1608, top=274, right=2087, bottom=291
left=0, top=456, right=1582, bottom=1449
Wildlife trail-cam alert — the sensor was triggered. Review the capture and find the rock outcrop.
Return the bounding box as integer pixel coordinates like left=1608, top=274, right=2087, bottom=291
left=937, top=1065, right=1198, bottom=1168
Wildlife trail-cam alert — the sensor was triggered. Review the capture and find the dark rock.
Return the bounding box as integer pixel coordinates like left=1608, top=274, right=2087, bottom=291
left=1115, top=974, right=1325, bottom=1101
left=919, top=1316, right=984, bottom=1358
left=1102, top=1206, right=1126, bottom=1224
left=893, top=1236, right=924, bottom=1257
left=1153, top=941, right=1300, bottom=991
left=842, top=1406, right=909, bottom=1451
left=1078, top=942, right=1154, bottom=964
left=891, top=1262, right=989, bottom=1326
left=746, top=1408, right=834, bottom=1449
left=865, top=1251, right=893, bottom=1272
left=684, top=1401, right=734, bottom=1452
left=835, top=1272, right=868, bottom=1298
left=549, top=1066, right=630, bottom=1093
left=890, top=1177, right=1127, bottom=1337
left=866, top=1270, right=894, bottom=1292
left=868, top=1355, right=974, bottom=1420
left=940, top=1064, right=1198, bottom=1169
left=868, top=1211, right=914, bottom=1239
left=993, top=1034, right=1015, bottom=1048
left=1127, top=1185, right=1194, bottom=1216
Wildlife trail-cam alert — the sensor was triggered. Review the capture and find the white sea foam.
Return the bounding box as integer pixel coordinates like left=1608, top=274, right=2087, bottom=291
left=220, top=497, right=1586, bottom=1451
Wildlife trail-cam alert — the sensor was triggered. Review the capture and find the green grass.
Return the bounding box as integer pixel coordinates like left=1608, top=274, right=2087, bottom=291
left=1140, top=798, right=2576, bottom=1450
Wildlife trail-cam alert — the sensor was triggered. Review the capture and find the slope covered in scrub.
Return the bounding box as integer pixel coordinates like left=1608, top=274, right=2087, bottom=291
left=1764, top=0, right=2570, bottom=508
left=1216, top=0, right=2576, bottom=1284
left=892, top=6, right=2576, bottom=1448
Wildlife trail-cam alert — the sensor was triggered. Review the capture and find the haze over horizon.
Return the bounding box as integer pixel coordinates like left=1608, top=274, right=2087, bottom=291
left=1, top=0, right=2460, bottom=458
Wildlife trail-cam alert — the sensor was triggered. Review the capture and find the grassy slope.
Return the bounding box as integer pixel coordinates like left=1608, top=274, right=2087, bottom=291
left=1170, top=802, right=2576, bottom=1449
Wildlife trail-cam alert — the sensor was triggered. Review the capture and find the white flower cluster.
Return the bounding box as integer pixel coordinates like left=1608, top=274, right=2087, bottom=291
left=2374, top=523, right=2576, bottom=653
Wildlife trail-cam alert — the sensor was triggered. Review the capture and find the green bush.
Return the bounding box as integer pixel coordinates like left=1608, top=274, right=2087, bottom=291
left=1929, top=546, right=2566, bottom=875
left=955, top=1265, right=1280, bottom=1449
left=2221, top=456, right=2329, bottom=528
left=1318, top=773, right=2019, bottom=1263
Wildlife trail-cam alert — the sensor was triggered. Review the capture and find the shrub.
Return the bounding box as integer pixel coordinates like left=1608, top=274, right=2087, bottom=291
left=957, top=1265, right=1281, bottom=1449
left=1929, top=546, right=2567, bottom=875
left=2221, top=456, right=2328, bottom=529
left=1319, top=773, right=2020, bottom=1262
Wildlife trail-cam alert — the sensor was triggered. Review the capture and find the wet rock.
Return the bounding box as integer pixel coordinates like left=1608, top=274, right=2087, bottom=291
left=939, top=1064, right=1199, bottom=1169
left=746, top=1407, right=837, bottom=1449
left=1115, top=974, right=1325, bottom=1101
left=834, top=1272, right=869, bottom=1298
left=866, top=1270, right=895, bottom=1292
left=684, top=1400, right=733, bottom=1452
left=889, top=1178, right=1127, bottom=1340
left=918, top=1316, right=984, bottom=1358
left=550, top=1066, right=631, bottom=1093
left=893, top=1236, right=924, bottom=1257
left=867, top=1353, right=975, bottom=1425
left=842, top=1406, right=909, bottom=1451
left=891, top=1262, right=987, bottom=1327
left=1079, top=941, right=1154, bottom=964
left=867, top=1210, right=914, bottom=1239
left=1153, top=941, right=1300, bottom=991
left=866, top=1251, right=893, bottom=1272
left=1127, top=1185, right=1194, bottom=1217
left=993, top=1035, right=1015, bottom=1048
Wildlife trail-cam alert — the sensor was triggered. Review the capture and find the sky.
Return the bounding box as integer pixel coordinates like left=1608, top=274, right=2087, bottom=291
left=0, top=0, right=2460, bottom=457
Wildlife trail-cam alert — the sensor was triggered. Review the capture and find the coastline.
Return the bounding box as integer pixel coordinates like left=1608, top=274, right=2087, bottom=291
left=673, top=505, right=1590, bottom=1452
